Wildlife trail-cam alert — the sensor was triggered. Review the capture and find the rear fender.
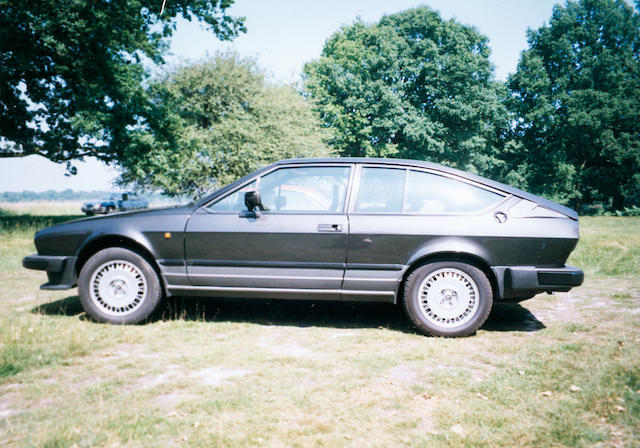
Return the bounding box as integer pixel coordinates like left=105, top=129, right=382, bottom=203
left=400, top=237, right=499, bottom=302
left=406, top=237, right=492, bottom=267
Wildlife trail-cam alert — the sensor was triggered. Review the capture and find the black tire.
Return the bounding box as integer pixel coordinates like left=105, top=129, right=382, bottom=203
left=78, top=247, right=163, bottom=324
left=105, top=206, right=115, bottom=214
left=402, top=261, right=493, bottom=337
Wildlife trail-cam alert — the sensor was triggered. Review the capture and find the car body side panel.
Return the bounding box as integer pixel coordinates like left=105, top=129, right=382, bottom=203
left=82, top=218, right=190, bottom=288
left=34, top=229, right=92, bottom=256
left=183, top=209, right=348, bottom=293
left=348, top=214, right=578, bottom=263
left=76, top=215, right=188, bottom=257
left=34, top=206, right=193, bottom=289
left=345, top=213, right=579, bottom=301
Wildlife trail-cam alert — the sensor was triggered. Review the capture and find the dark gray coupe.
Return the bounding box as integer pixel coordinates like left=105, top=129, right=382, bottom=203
left=23, top=158, right=583, bottom=336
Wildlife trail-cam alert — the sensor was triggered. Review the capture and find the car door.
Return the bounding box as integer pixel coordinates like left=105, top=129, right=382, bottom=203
left=184, top=164, right=353, bottom=299
left=343, top=165, right=408, bottom=302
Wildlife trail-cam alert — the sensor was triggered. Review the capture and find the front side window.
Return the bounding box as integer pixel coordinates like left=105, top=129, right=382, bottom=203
left=208, top=180, right=257, bottom=212
left=259, top=166, right=351, bottom=212
left=207, top=166, right=351, bottom=213
left=404, top=170, right=504, bottom=214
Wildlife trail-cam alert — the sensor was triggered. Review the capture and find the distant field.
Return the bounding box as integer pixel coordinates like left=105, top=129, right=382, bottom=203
left=0, top=200, right=86, bottom=216
left=0, top=199, right=185, bottom=217
left=0, top=204, right=638, bottom=447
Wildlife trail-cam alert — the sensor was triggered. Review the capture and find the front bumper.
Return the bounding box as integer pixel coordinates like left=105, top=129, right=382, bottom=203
left=81, top=206, right=105, bottom=214
left=23, top=254, right=77, bottom=290
left=493, top=265, right=584, bottom=300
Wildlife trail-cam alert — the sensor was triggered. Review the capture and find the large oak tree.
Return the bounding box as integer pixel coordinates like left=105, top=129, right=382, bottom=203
left=303, top=7, right=510, bottom=175
left=508, top=0, right=640, bottom=210
left=117, top=54, right=332, bottom=197
left=0, top=0, right=245, bottom=171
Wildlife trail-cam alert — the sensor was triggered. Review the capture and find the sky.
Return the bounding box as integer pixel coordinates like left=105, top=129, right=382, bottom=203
left=0, top=0, right=561, bottom=192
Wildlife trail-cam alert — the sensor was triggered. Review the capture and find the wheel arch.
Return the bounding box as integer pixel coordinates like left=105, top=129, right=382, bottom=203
left=397, top=251, right=499, bottom=304
left=75, top=235, right=166, bottom=294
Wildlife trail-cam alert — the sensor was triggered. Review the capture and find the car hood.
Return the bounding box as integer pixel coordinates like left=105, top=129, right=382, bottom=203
left=35, top=205, right=195, bottom=238
left=73, top=204, right=193, bottom=221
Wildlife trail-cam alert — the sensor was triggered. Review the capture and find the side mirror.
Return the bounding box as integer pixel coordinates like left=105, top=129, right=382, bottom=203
left=244, top=191, right=264, bottom=213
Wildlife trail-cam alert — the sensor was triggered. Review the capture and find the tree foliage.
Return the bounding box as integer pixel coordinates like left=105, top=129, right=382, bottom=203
left=303, top=7, right=510, bottom=174
left=118, top=54, right=332, bottom=197
left=0, top=0, right=245, bottom=169
left=508, top=0, right=640, bottom=210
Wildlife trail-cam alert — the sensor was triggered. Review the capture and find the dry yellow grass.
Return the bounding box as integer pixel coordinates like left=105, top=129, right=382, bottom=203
left=0, top=207, right=638, bottom=447
left=0, top=201, right=85, bottom=216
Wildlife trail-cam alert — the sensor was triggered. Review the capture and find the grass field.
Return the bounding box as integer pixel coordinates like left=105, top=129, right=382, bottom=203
left=0, top=206, right=638, bottom=447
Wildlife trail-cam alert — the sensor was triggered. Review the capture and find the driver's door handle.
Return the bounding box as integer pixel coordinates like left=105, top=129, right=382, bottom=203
left=317, top=223, right=343, bottom=232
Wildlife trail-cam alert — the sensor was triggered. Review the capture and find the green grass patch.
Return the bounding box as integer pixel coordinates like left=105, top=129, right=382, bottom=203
left=568, top=216, right=640, bottom=277
left=0, top=206, right=638, bottom=446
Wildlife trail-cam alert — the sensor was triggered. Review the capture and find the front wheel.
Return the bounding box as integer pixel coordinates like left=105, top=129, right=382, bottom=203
left=78, top=248, right=163, bottom=324
left=402, top=261, right=493, bottom=337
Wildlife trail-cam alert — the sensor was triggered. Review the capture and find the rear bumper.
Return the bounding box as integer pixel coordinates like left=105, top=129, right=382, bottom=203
left=493, top=265, right=584, bottom=300
left=23, top=254, right=77, bottom=290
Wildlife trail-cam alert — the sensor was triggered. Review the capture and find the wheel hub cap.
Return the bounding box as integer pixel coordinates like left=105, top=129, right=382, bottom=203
left=109, top=279, right=127, bottom=297
left=418, top=268, right=480, bottom=328
left=89, top=260, right=147, bottom=317
left=439, top=289, right=458, bottom=308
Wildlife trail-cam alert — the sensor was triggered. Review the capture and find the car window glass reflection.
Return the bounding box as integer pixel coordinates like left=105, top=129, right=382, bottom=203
left=259, top=166, right=351, bottom=212
left=356, top=167, right=406, bottom=213
left=208, top=180, right=257, bottom=212
left=405, top=170, right=504, bottom=214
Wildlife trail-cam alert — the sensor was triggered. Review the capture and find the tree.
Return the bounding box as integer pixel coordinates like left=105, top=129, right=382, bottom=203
left=303, top=7, right=510, bottom=175
left=0, top=0, right=245, bottom=170
left=508, top=0, right=640, bottom=210
left=117, top=54, right=333, bottom=197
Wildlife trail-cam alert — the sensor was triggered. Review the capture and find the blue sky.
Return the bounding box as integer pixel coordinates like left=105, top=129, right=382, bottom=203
left=0, top=0, right=560, bottom=192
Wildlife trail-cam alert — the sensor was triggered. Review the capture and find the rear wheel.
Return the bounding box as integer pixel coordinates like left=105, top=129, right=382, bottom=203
left=105, top=206, right=115, bottom=214
left=78, top=248, right=162, bottom=324
left=402, top=261, right=492, bottom=337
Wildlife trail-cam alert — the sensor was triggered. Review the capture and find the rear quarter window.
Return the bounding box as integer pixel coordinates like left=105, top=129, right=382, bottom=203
left=356, top=167, right=406, bottom=213
left=404, top=170, right=504, bottom=214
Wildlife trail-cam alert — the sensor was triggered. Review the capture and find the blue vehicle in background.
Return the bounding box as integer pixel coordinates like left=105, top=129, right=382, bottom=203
left=81, top=193, right=148, bottom=215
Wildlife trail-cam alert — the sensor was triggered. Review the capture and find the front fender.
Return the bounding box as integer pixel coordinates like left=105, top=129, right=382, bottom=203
left=73, top=211, right=191, bottom=264
left=75, top=228, right=158, bottom=260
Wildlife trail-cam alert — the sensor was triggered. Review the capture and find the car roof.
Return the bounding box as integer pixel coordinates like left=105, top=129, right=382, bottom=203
left=200, top=158, right=578, bottom=219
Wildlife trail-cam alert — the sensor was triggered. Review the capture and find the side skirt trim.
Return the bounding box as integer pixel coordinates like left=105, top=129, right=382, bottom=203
left=167, top=285, right=394, bottom=296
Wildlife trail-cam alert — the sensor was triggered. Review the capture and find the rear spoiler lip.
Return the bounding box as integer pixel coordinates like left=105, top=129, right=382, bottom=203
left=509, top=191, right=578, bottom=220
